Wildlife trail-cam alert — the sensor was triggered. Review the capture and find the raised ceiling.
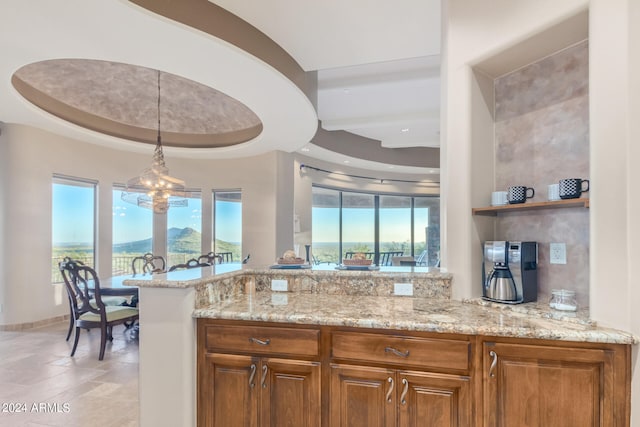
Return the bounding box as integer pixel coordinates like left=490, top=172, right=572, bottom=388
left=0, top=0, right=441, bottom=172
left=13, top=59, right=263, bottom=148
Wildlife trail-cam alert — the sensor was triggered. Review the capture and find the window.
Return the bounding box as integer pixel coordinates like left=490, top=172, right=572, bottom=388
left=311, top=186, right=440, bottom=266
left=167, top=192, right=202, bottom=267
left=213, top=190, right=242, bottom=263
left=52, top=175, right=96, bottom=283
left=342, top=192, right=375, bottom=255
left=311, top=187, right=340, bottom=264
left=112, top=185, right=153, bottom=275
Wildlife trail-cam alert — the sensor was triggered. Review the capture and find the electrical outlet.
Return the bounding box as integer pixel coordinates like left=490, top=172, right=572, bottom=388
left=394, top=283, right=414, bottom=296
left=550, top=243, right=567, bottom=264
left=271, top=279, right=288, bottom=292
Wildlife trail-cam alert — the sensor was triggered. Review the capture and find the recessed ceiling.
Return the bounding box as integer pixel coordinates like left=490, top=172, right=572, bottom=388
left=12, top=59, right=263, bottom=148
left=0, top=0, right=441, bottom=173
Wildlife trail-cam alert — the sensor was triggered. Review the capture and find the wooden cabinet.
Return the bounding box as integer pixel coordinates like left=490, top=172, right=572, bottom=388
left=198, top=320, right=632, bottom=427
left=330, top=364, right=471, bottom=427
left=482, top=339, right=630, bottom=427
left=330, top=331, right=472, bottom=427
left=198, top=321, right=321, bottom=427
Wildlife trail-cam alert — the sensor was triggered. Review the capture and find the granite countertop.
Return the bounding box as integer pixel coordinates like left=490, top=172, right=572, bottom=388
left=193, top=291, right=639, bottom=345
left=124, top=265, right=638, bottom=345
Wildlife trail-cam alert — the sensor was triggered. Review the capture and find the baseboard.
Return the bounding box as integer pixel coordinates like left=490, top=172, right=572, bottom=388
left=0, top=314, right=70, bottom=331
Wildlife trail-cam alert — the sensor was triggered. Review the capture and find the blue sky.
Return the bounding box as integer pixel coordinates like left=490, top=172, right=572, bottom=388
left=312, top=207, right=429, bottom=243
left=53, top=184, right=242, bottom=245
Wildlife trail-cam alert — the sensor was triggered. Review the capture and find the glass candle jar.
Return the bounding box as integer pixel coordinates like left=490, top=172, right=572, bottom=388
left=549, top=289, right=578, bottom=311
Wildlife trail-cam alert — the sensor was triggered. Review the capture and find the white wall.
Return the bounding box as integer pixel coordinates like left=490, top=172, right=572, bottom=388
left=0, top=124, right=285, bottom=325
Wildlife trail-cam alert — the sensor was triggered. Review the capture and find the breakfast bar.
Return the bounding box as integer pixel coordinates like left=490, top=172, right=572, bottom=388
left=125, top=266, right=637, bottom=427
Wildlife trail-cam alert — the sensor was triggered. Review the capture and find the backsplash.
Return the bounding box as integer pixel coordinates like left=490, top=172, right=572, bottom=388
left=493, top=41, right=589, bottom=307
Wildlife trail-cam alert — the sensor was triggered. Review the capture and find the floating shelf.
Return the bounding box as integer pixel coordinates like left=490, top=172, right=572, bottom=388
left=472, top=198, right=590, bottom=216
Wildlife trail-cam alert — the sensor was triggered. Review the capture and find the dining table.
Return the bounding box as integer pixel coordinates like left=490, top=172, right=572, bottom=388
left=94, top=273, right=143, bottom=298
left=88, top=273, right=147, bottom=338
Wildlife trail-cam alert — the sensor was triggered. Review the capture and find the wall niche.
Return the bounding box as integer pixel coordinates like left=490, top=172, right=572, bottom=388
left=486, top=40, right=590, bottom=307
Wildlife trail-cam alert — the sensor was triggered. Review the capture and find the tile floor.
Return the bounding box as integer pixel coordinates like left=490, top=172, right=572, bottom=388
left=0, top=322, right=139, bottom=427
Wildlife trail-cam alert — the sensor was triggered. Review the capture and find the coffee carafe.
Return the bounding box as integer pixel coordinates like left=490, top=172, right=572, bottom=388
left=482, top=241, right=538, bottom=304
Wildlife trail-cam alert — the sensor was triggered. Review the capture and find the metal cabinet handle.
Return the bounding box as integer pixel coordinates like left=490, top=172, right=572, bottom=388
left=248, top=363, right=257, bottom=388
left=249, top=337, right=271, bottom=345
left=261, top=364, right=268, bottom=388
left=400, top=378, right=409, bottom=405
left=489, top=350, right=498, bottom=378
left=385, top=377, right=394, bottom=403
left=385, top=346, right=410, bottom=358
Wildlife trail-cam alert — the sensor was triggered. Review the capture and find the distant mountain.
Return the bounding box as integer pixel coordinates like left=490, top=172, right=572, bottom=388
left=113, top=227, right=202, bottom=254
left=167, top=227, right=201, bottom=253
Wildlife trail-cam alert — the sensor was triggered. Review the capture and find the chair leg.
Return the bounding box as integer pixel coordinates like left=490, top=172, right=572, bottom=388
left=99, top=327, right=108, bottom=361
left=107, top=325, right=114, bottom=341
left=70, top=326, right=81, bottom=357
left=65, top=316, right=73, bottom=341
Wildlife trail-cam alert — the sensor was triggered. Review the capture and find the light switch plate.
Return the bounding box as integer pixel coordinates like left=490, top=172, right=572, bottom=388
left=271, top=279, right=288, bottom=292
left=394, top=283, right=414, bottom=296
left=271, top=294, right=288, bottom=305
left=550, top=243, right=567, bottom=264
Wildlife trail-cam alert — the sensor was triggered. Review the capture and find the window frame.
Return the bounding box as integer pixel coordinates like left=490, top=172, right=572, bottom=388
left=52, top=174, right=98, bottom=283
left=311, top=184, right=438, bottom=265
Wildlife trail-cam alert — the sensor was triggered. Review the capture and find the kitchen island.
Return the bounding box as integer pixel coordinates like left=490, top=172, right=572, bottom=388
left=125, top=266, right=637, bottom=427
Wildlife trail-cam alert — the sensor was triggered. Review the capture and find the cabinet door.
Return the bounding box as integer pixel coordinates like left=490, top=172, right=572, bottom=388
left=330, top=364, right=396, bottom=427
left=483, top=342, right=614, bottom=427
left=261, top=358, right=321, bottom=427
left=199, top=353, right=259, bottom=427
left=397, top=371, right=471, bottom=427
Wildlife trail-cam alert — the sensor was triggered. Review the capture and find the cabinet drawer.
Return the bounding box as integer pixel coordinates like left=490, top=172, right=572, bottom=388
left=204, top=324, right=320, bottom=357
left=332, top=331, right=470, bottom=372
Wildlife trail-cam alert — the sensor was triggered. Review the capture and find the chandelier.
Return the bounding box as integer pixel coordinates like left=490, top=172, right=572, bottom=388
left=121, top=70, right=188, bottom=214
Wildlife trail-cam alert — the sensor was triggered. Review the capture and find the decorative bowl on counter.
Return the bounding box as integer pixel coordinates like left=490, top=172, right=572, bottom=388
left=343, top=258, right=373, bottom=266
left=277, top=257, right=306, bottom=265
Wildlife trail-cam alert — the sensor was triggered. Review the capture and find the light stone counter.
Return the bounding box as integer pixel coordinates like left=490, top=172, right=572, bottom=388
left=125, top=265, right=638, bottom=344
left=129, top=265, right=637, bottom=427
left=193, top=290, right=638, bottom=345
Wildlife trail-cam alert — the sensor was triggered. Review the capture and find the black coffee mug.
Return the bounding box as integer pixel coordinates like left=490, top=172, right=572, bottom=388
left=559, top=178, right=589, bottom=199
left=507, top=186, right=535, bottom=204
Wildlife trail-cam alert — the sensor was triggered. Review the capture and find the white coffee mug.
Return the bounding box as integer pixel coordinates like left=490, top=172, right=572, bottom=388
left=491, top=191, right=508, bottom=206
left=548, top=184, right=560, bottom=201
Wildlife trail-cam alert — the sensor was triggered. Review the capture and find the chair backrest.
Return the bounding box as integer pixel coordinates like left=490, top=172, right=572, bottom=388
left=59, top=259, right=105, bottom=319
left=168, top=258, right=211, bottom=272
left=415, top=250, right=428, bottom=266
left=131, top=253, right=166, bottom=275
left=391, top=256, right=416, bottom=266
left=198, top=252, right=222, bottom=265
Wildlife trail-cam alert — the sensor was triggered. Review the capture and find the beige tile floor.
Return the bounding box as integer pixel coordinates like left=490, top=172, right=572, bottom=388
left=0, top=322, right=139, bottom=427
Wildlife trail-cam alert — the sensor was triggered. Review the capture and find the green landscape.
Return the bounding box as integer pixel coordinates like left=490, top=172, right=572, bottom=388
left=52, top=227, right=241, bottom=281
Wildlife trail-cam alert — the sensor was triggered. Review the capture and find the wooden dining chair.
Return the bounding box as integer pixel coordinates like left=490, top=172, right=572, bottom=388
left=131, top=252, right=166, bottom=275
left=168, top=258, right=211, bottom=272
left=59, top=260, right=139, bottom=360
left=197, top=252, right=223, bottom=265
left=60, top=256, right=127, bottom=341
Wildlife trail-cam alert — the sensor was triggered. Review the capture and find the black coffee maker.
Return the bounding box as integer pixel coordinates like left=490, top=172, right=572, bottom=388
left=482, top=241, right=538, bottom=304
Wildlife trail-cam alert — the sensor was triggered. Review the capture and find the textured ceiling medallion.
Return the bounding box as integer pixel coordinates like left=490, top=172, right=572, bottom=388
left=11, top=59, right=263, bottom=148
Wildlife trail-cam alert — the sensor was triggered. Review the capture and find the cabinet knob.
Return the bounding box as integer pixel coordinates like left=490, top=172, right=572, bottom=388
left=385, top=346, right=410, bottom=358
left=400, top=378, right=409, bottom=405
left=249, top=363, right=257, bottom=388
left=249, top=337, right=271, bottom=346
left=385, top=377, right=394, bottom=403
left=261, top=364, right=268, bottom=388
left=489, top=350, right=498, bottom=378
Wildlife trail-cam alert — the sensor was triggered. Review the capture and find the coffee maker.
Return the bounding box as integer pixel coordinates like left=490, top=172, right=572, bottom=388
left=482, top=241, right=538, bottom=304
